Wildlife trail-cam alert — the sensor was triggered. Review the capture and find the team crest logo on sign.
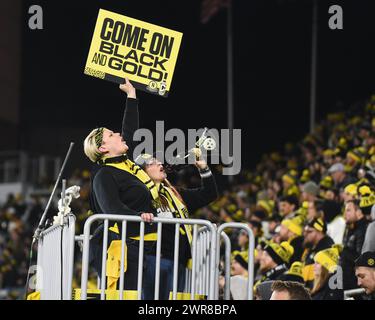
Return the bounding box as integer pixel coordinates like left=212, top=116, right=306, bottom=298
left=84, top=9, right=183, bottom=97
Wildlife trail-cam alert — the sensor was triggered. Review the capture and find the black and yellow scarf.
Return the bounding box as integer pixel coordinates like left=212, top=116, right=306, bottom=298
left=100, top=154, right=192, bottom=244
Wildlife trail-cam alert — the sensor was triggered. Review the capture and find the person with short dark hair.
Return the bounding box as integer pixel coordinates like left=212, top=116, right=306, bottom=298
left=278, top=195, right=299, bottom=218
left=340, top=200, right=369, bottom=290
left=270, top=280, right=312, bottom=300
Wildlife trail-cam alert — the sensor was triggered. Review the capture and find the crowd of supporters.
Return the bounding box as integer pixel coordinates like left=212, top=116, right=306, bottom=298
left=1, top=95, right=375, bottom=299
left=211, top=95, right=375, bottom=300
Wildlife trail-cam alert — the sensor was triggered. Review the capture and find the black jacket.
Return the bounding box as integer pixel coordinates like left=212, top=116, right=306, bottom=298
left=158, top=171, right=218, bottom=264
left=340, top=218, right=369, bottom=290
left=312, top=276, right=344, bottom=300
left=289, top=236, right=304, bottom=265
left=89, top=98, right=157, bottom=238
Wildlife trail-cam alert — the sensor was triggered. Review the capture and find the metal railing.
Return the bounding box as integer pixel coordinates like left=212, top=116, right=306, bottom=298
left=35, top=214, right=255, bottom=300
left=216, top=223, right=255, bottom=300
left=36, top=214, right=76, bottom=300
left=80, top=214, right=217, bottom=300
left=344, top=288, right=366, bottom=300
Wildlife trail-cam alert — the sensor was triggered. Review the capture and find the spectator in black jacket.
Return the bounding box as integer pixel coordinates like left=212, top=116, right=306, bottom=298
left=340, top=199, right=369, bottom=290
left=302, top=217, right=334, bottom=288
left=83, top=79, right=157, bottom=290
left=134, top=151, right=218, bottom=299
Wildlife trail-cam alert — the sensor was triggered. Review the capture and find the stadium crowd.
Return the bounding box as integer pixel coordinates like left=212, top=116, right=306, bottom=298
left=1, top=95, right=375, bottom=300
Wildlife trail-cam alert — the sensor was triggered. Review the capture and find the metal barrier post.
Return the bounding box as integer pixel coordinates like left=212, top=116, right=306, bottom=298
left=172, top=223, right=181, bottom=300
left=217, top=223, right=255, bottom=300
left=221, top=232, right=231, bottom=300
left=119, top=221, right=127, bottom=300
left=80, top=215, right=217, bottom=300
left=154, top=222, right=163, bottom=300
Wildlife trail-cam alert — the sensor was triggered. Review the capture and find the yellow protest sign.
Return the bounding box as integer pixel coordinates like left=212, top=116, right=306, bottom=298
left=84, top=9, right=183, bottom=97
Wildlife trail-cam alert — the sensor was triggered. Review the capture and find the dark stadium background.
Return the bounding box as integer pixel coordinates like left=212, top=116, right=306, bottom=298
left=3, top=0, right=375, bottom=171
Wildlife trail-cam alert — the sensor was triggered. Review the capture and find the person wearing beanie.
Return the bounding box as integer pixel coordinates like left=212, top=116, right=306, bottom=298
left=346, top=147, right=366, bottom=173
left=278, top=195, right=299, bottom=218
left=231, top=250, right=249, bottom=277
left=342, top=183, right=358, bottom=202
left=219, top=250, right=249, bottom=300
left=302, top=217, right=334, bottom=289
left=279, top=215, right=305, bottom=264
left=287, top=201, right=307, bottom=221
left=278, top=261, right=305, bottom=284
left=340, top=199, right=369, bottom=290
left=302, top=181, right=320, bottom=202
left=311, top=245, right=344, bottom=300
left=282, top=171, right=300, bottom=198
left=358, top=185, right=375, bottom=218
left=355, top=251, right=375, bottom=299
left=256, top=241, right=294, bottom=286
left=299, top=169, right=311, bottom=184
left=328, top=162, right=356, bottom=191
left=256, top=199, right=275, bottom=219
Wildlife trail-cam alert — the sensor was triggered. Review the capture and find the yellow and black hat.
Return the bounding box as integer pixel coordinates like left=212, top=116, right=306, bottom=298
left=306, top=217, right=327, bottom=234
left=281, top=215, right=305, bottom=236
left=279, top=261, right=305, bottom=284
left=314, top=245, right=342, bottom=273
left=358, top=185, right=375, bottom=215
left=320, top=176, right=334, bottom=190
left=264, top=241, right=294, bottom=265
left=232, top=250, right=249, bottom=270
left=355, top=251, right=375, bottom=269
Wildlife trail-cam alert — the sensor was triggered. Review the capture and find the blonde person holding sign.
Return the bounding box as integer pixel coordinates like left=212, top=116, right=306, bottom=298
left=133, top=149, right=218, bottom=300
left=84, top=79, right=157, bottom=292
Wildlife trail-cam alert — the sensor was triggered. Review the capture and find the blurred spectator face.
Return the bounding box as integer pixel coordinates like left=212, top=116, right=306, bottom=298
left=323, top=155, right=334, bottom=166
left=268, top=220, right=278, bottom=234
left=342, top=191, right=355, bottom=202
left=260, top=251, right=277, bottom=272
left=282, top=180, right=292, bottom=190
left=324, top=190, right=336, bottom=200
left=344, top=202, right=360, bottom=224
left=279, top=201, right=295, bottom=217
left=303, top=226, right=322, bottom=247
left=220, top=208, right=229, bottom=221
left=238, top=230, right=249, bottom=248
left=255, top=247, right=264, bottom=264
left=355, top=267, right=375, bottom=295
left=278, top=224, right=290, bottom=241
left=231, top=260, right=246, bottom=276
left=307, top=201, right=317, bottom=220
left=313, top=262, right=323, bottom=278
left=302, top=191, right=315, bottom=202
left=331, top=171, right=345, bottom=184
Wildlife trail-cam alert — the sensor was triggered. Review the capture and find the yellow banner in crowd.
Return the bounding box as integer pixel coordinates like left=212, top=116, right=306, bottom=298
left=84, top=9, right=183, bottom=97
